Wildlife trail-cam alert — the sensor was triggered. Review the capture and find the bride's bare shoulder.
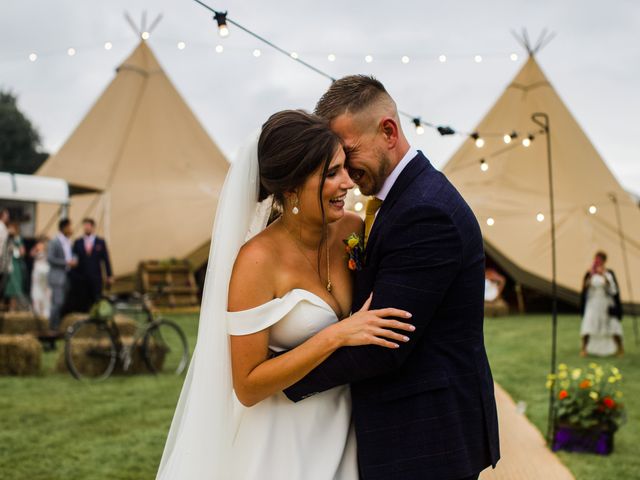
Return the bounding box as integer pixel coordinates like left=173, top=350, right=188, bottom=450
left=228, top=228, right=280, bottom=311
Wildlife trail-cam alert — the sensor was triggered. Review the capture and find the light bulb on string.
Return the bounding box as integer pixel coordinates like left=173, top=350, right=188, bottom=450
left=215, top=44, right=224, bottom=53
left=67, top=47, right=76, bottom=56
left=438, top=54, right=447, bottom=63
left=354, top=188, right=361, bottom=197
left=141, top=31, right=150, bottom=40
left=413, top=118, right=424, bottom=135
left=503, top=134, right=511, bottom=144
left=365, top=55, right=373, bottom=63
left=480, top=159, right=489, bottom=172
left=589, top=205, right=597, bottom=215
left=474, top=55, right=482, bottom=63
left=355, top=202, right=364, bottom=212
left=177, top=41, right=186, bottom=50
left=327, top=53, right=336, bottom=62
left=253, top=49, right=261, bottom=57
left=522, top=135, right=533, bottom=147
left=104, top=42, right=112, bottom=51
left=536, top=213, right=545, bottom=222
left=214, top=11, right=229, bottom=37
left=471, top=132, right=484, bottom=148
left=510, top=53, right=518, bottom=61
left=28, top=53, right=37, bottom=62
left=290, top=52, right=298, bottom=59
left=401, top=55, right=410, bottom=64
left=486, top=217, right=495, bottom=226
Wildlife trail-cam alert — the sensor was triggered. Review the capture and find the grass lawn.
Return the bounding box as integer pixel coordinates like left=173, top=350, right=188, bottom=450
left=0, top=312, right=636, bottom=479
left=484, top=314, right=638, bottom=480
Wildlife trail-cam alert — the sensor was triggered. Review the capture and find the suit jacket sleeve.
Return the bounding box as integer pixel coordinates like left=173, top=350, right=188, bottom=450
left=283, top=205, right=463, bottom=402
left=100, top=239, right=113, bottom=277
left=47, top=240, right=67, bottom=268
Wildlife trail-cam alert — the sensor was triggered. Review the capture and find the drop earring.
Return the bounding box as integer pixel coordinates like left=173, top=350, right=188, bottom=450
left=292, top=196, right=300, bottom=215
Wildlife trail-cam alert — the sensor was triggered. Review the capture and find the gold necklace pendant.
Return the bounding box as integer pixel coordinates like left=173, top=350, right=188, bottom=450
left=326, top=280, right=332, bottom=292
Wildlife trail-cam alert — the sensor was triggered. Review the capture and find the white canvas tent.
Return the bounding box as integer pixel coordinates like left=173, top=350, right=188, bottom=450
left=36, top=40, right=229, bottom=277
left=443, top=54, right=640, bottom=308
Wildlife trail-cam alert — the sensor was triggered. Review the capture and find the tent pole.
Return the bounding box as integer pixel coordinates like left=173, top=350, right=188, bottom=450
left=608, top=192, right=638, bottom=346
left=532, top=112, right=558, bottom=446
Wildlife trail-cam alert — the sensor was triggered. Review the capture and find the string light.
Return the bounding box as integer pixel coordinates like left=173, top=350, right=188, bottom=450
left=214, top=11, right=229, bottom=37
left=471, top=132, right=484, bottom=148
left=290, top=52, right=298, bottom=59
left=401, top=55, right=410, bottom=64
left=141, top=31, right=150, bottom=40
left=177, top=41, right=186, bottom=50
left=503, top=134, right=511, bottom=144
left=537, top=213, right=545, bottom=222
left=522, top=135, right=533, bottom=147
left=364, top=55, right=373, bottom=63
left=104, top=42, right=113, bottom=51
left=215, top=44, right=224, bottom=53
left=510, top=53, right=518, bottom=61
left=438, top=54, right=447, bottom=63
left=474, top=55, right=483, bottom=63
left=480, top=159, right=489, bottom=172
left=413, top=118, right=425, bottom=135
left=354, top=188, right=361, bottom=197
left=589, top=205, right=597, bottom=214
left=253, top=49, right=261, bottom=57
left=28, top=53, right=37, bottom=62
left=354, top=202, right=364, bottom=212
left=327, top=53, right=336, bottom=62
left=67, top=47, right=76, bottom=56
left=487, top=217, right=495, bottom=226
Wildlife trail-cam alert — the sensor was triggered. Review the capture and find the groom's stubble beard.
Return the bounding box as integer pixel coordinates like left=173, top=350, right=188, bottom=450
left=358, top=148, right=392, bottom=196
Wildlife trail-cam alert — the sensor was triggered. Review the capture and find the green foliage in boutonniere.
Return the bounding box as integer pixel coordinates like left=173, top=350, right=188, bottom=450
left=343, top=233, right=364, bottom=271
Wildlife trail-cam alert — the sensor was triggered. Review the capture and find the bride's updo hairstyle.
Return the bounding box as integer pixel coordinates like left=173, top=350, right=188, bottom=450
left=258, top=110, right=340, bottom=207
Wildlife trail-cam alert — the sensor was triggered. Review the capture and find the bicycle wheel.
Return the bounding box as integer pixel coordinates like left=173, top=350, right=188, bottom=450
left=142, top=318, right=189, bottom=375
left=65, top=318, right=118, bottom=381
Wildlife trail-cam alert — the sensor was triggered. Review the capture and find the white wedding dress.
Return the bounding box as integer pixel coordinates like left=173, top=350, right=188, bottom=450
left=228, top=289, right=357, bottom=479
left=156, top=135, right=357, bottom=479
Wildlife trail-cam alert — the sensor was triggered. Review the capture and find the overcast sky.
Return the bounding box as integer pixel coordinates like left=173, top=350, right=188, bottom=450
left=1, top=0, right=639, bottom=192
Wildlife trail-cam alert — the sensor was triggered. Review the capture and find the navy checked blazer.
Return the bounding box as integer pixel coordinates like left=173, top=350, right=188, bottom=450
left=284, top=152, right=500, bottom=480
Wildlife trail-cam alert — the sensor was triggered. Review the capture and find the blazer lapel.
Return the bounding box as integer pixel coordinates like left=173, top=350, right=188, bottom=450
left=365, top=152, right=430, bottom=255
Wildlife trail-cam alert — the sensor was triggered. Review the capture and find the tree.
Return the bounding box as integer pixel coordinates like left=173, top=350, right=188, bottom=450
left=0, top=90, right=48, bottom=174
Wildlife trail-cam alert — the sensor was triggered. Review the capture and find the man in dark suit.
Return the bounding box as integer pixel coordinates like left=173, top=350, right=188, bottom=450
left=70, top=218, right=113, bottom=312
left=284, top=76, right=500, bottom=479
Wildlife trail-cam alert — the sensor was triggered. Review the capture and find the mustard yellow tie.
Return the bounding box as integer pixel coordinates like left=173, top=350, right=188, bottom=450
left=364, top=197, right=383, bottom=247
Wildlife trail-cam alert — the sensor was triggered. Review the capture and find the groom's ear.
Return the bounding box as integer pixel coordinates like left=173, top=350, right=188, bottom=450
left=380, top=117, right=399, bottom=147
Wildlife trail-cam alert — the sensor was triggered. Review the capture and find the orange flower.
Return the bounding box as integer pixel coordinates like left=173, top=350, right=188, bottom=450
left=603, top=396, right=616, bottom=409
left=579, top=379, right=592, bottom=389
left=559, top=390, right=569, bottom=400
left=348, top=259, right=357, bottom=271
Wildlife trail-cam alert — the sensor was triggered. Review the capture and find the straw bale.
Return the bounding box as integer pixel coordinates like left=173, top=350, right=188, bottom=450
left=0, top=334, right=42, bottom=375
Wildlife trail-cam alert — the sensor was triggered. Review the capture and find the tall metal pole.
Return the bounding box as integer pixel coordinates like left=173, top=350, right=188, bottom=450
left=608, top=192, right=638, bottom=345
left=532, top=112, right=558, bottom=445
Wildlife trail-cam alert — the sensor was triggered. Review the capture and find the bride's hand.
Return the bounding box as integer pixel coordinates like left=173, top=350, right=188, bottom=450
left=329, top=294, right=414, bottom=349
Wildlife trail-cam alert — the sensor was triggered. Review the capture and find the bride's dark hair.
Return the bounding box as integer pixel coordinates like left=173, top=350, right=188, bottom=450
left=258, top=110, right=340, bottom=206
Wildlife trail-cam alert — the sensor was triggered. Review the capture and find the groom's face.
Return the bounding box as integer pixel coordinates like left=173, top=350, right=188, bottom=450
left=330, top=113, right=391, bottom=196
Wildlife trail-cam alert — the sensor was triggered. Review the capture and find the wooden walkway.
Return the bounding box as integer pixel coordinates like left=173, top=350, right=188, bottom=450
left=480, top=384, right=575, bottom=480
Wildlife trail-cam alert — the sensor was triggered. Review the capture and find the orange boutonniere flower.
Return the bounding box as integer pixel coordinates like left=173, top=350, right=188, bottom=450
left=343, top=233, right=363, bottom=271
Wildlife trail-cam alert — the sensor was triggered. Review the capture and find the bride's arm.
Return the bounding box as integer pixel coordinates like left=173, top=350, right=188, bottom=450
left=229, top=241, right=413, bottom=407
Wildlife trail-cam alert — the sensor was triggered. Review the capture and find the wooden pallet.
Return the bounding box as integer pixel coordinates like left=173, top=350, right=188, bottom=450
left=138, top=260, right=199, bottom=309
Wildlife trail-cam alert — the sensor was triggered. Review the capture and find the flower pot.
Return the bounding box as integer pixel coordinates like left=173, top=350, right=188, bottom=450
left=552, top=423, right=614, bottom=455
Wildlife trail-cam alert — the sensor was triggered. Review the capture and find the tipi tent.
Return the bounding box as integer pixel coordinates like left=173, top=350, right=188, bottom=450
left=443, top=54, right=640, bottom=308
left=37, top=40, right=228, bottom=277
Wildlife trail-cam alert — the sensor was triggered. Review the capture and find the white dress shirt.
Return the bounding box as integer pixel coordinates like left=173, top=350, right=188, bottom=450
left=376, top=147, right=418, bottom=201
left=56, top=232, right=73, bottom=262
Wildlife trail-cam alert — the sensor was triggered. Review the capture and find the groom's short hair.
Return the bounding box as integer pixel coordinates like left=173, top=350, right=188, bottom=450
left=315, top=75, right=391, bottom=121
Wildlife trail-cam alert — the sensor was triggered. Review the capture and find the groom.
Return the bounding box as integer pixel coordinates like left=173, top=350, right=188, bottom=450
left=284, top=76, right=500, bottom=479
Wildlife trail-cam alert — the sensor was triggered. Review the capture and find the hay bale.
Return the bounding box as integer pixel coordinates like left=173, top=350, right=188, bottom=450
left=56, top=335, right=165, bottom=376
left=484, top=298, right=510, bottom=317
left=0, top=311, right=48, bottom=335
left=59, top=313, right=90, bottom=333
left=0, top=334, right=42, bottom=375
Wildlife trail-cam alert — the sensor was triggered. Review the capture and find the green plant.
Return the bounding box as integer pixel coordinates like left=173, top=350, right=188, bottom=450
left=548, top=363, right=625, bottom=431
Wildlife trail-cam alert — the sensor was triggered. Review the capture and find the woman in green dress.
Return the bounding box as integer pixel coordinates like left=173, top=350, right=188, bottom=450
left=4, top=222, right=27, bottom=311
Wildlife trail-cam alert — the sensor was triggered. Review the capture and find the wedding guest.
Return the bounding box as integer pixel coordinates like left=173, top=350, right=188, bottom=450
left=30, top=236, right=51, bottom=318
left=4, top=221, right=28, bottom=311
left=0, top=208, right=11, bottom=295
left=580, top=251, right=624, bottom=357
left=48, top=219, right=77, bottom=331
left=70, top=218, right=113, bottom=311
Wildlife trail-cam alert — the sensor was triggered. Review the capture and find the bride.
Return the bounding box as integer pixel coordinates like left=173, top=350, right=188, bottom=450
left=156, top=110, right=414, bottom=479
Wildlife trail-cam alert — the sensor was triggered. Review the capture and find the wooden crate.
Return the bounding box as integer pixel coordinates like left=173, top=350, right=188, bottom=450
left=138, top=260, right=199, bottom=309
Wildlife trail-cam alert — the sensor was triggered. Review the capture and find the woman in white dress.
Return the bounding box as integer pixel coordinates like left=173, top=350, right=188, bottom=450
left=157, top=110, right=414, bottom=479
left=30, top=237, right=51, bottom=319
left=580, top=251, right=624, bottom=357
